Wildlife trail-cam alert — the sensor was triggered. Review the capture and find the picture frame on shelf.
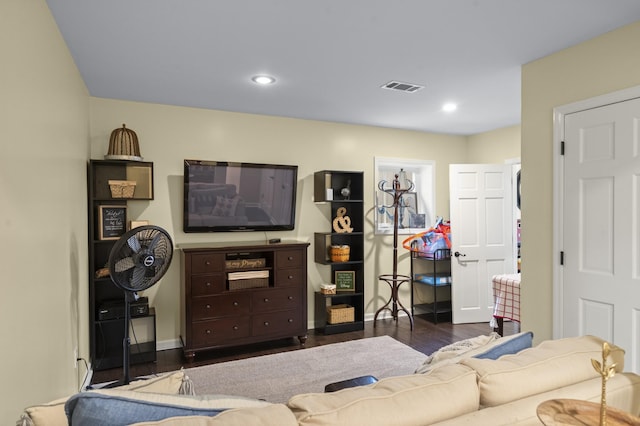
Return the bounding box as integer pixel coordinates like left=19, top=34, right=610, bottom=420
left=129, top=219, right=149, bottom=230
left=335, top=270, right=356, bottom=292
left=98, top=205, right=127, bottom=240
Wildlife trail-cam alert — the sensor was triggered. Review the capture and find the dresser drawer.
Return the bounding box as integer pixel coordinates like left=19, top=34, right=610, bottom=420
left=191, top=274, right=225, bottom=296
left=276, top=249, right=304, bottom=269
left=251, top=288, right=302, bottom=313
left=191, top=316, right=251, bottom=346
left=275, top=267, right=304, bottom=287
left=191, top=253, right=225, bottom=274
left=252, top=309, right=302, bottom=336
left=192, top=293, right=251, bottom=320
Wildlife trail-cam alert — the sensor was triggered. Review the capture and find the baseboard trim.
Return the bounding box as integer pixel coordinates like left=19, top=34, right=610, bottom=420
left=364, top=311, right=410, bottom=321
left=157, top=338, right=182, bottom=351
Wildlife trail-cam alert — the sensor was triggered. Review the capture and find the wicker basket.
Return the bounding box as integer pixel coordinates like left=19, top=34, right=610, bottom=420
left=105, top=124, right=143, bottom=161
left=329, top=245, right=350, bottom=262
left=108, top=180, right=137, bottom=198
left=320, top=283, right=337, bottom=295
left=228, top=278, right=269, bottom=291
left=327, top=304, right=354, bottom=324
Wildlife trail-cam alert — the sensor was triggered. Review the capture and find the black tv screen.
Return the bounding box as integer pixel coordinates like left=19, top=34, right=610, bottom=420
left=183, top=159, right=298, bottom=233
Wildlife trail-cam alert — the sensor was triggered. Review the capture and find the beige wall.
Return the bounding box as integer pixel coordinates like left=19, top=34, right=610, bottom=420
left=467, top=125, right=521, bottom=164
left=521, top=21, right=640, bottom=342
left=0, top=0, right=89, bottom=423
left=89, top=98, right=471, bottom=346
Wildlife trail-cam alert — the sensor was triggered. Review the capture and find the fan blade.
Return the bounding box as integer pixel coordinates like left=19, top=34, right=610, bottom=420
left=152, top=256, right=166, bottom=268
left=114, top=257, right=136, bottom=273
left=149, top=231, right=163, bottom=251
left=131, top=264, right=147, bottom=288
left=127, top=235, right=142, bottom=253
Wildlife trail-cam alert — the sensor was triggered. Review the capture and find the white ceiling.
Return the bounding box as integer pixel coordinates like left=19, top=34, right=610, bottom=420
left=46, top=1, right=640, bottom=135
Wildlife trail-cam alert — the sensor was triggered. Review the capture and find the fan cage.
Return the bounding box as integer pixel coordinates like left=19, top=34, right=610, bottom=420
left=109, top=226, right=173, bottom=293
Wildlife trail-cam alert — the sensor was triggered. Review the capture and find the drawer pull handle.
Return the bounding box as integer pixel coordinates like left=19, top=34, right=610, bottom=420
left=205, top=304, right=211, bottom=309
left=288, top=256, right=293, bottom=261
left=206, top=282, right=211, bottom=287
left=233, top=301, right=239, bottom=306
left=233, top=325, right=239, bottom=330
left=263, top=298, right=269, bottom=303
left=206, top=329, right=212, bottom=334
left=288, top=275, right=293, bottom=280
left=288, top=296, right=294, bottom=300
left=264, top=321, right=270, bottom=326
left=205, top=261, right=211, bottom=266
left=288, top=318, right=294, bottom=323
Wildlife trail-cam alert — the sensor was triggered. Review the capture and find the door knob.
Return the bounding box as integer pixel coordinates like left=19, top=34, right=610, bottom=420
left=454, top=251, right=466, bottom=258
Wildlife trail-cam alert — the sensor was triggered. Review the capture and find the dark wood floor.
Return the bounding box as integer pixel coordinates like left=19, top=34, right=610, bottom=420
left=91, top=314, right=516, bottom=385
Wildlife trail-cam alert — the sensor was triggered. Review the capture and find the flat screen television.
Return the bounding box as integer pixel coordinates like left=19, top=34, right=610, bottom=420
left=183, top=159, right=298, bottom=233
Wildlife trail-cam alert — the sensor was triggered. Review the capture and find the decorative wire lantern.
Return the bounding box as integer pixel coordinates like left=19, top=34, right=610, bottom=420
left=105, top=124, right=143, bottom=161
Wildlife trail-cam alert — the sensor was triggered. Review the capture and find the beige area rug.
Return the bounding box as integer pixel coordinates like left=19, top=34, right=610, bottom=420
left=183, top=335, right=427, bottom=403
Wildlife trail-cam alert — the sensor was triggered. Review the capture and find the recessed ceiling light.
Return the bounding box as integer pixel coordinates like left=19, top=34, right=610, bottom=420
left=442, top=103, right=457, bottom=112
left=251, top=75, right=276, bottom=85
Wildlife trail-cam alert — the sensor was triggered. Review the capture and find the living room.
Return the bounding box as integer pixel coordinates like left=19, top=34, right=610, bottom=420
left=4, top=1, right=640, bottom=424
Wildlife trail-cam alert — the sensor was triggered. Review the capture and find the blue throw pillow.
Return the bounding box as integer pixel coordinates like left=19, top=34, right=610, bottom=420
left=64, top=391, right=268, bottom=426
left=473, top=331, right=534, bottom=360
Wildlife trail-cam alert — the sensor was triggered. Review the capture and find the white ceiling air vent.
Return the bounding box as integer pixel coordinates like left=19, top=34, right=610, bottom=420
left=381, top=81, right=424, bottom=93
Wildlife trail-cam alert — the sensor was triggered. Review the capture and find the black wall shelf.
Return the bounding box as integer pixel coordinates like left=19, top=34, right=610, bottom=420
left=313, top=170, right=365, bottom=334
left=88, top=159, right=156, bottom=370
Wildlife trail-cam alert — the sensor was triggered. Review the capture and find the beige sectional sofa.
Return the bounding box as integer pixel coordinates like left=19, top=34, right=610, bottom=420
left=19, top=335, right=640, bottom=426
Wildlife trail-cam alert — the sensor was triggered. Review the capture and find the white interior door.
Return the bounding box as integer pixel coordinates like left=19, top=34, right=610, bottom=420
left=449, top=164, right=514, bottom=324
left=562, top=96, right=640, bottom=372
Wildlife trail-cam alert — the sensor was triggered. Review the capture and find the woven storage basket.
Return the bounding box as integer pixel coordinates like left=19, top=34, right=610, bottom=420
left=228, top=278, right=269, bottom=291
left=320, top=283, right=337, bottom=295
left=329, top=245, right=350, bottom=262
left=327, top=304, right=354, bottom=324
left=108, top=180, right=137, bottom=198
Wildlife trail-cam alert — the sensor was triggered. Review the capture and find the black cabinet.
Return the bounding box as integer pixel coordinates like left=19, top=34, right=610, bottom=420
left=313, top=170, right=365, bottom=334
left=88, top=159, right=156, bottom=371
left=410, top=248, right=452, bottom=323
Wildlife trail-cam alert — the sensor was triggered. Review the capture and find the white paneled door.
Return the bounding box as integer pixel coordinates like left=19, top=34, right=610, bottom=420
left=449, top=164, right=514, bottom=324
left=562, top=96, right=640, bottom=372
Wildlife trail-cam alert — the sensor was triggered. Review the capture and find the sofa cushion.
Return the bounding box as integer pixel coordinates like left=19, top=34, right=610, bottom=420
left=130, top=404, right=298, bottom=426
left=472, top=331, right=533, bottom=360
left=459, top=335, right=626, bottom=407
left=17, top=396, right=69, bottom=426
left=415, top=332, right=532, bottom=374
left=18, top=370, right=190, bottom=426
left=431, top=372, right=640, bottom=426
left=65, top=390, right=271, bottom=426
left=288, top=364, right=479, bottom=426
left=119, top=370, right=194, bottom=395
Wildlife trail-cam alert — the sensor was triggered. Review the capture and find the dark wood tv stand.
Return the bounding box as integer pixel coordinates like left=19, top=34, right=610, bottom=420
left=180, top=240, right=309, bottom=361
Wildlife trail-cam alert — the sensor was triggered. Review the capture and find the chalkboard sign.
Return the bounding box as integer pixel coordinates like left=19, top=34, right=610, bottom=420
left=335, top=270, right=355, bottom=292
left=98, top=205, right=127, bottom=240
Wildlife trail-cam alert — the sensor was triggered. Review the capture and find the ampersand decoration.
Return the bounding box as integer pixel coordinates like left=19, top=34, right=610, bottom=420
left=332, top=207, right=353, bottom=233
